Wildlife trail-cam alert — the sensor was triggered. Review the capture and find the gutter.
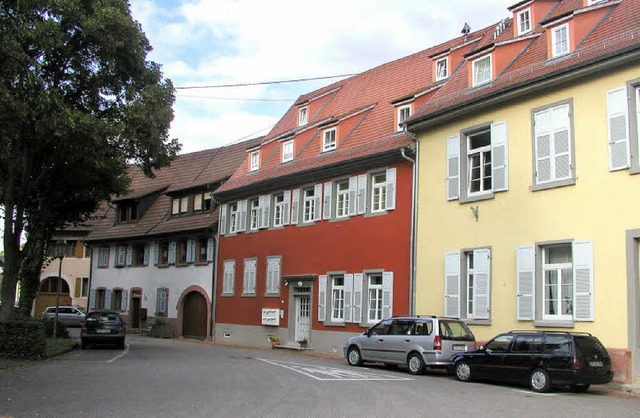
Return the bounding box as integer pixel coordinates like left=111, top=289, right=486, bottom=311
left=400, top=133, right=418, bottom=316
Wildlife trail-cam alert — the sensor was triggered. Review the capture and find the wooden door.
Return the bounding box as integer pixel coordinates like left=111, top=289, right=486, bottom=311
left=182, top=292, right=207, bottom=339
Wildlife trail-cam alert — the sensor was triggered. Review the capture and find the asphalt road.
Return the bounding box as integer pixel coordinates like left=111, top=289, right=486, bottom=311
left=1, top=335, right=639, bottom=418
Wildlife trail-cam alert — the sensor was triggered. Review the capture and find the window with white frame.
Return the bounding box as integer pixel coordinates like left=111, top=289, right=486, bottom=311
left=371, top=172, right=387, bottom=212
left=532, top=101, right=574, bottom=190
left=115, top=245, right=127, bottom=267
left=435, top=57, right=448, bottom=81
left=222, top=260, right=235, bottom=295
left=98, top=246, right=109, bottom=268
left=303, top=187, right=316, bottom=223
left=273, top=192, right=287, bottom=227
left=323, top=128, right=337, bottom=151
left=517, top=9, right=531, bottom=35
left=446, top=122, right=508, bottom=202
left=249, top=198, right=260, bottom=231
left=243, top=258, right=257, bottom=295
left=282, top=140, right=294, bottom=162
left=551, top=24, right=570, bottom=57
left=517, top=241, right=594, bottom=324
left=335, top=180, right=350, bottom=218
left=331, top=275, right=345, bottom=322
left=367, top=274, right=383, bottom=323
left=472, top=55, right=492, bottom=86
left=397, top=105, right=411, bottom=132
left=298, top=107, right=308, bottom=126
left=266, top=256, right=281, bottom=295
left=229, top=202, right=239, bottom=233
left=444, top=249, right=491, bottom=321
left=250, top=151, right=260, bottom=171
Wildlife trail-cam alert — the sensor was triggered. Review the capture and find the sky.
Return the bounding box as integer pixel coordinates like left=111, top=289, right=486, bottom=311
left=130, top=0, right=517, bottom=155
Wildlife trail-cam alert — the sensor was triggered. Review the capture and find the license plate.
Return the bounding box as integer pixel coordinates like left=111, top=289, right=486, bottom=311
left=453, top=344, right=467, bottom=351
left=589, top=361, right=603, bottom=367
left=96, top=329, right=111, bottom=334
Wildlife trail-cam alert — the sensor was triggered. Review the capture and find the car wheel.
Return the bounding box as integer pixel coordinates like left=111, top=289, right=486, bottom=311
left=530, top=368, right=552, bottom=393
left=570, top=384, right=590, bottom=393
left=347, top=346, right=363, bottom=366
left=455, top=361, right=472, bottom=382
left=407, top=353, right=425, bottom=375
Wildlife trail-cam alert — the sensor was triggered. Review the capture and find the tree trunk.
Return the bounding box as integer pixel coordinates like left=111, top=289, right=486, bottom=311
left=18, top=233, right=49, bottom=317
left=1, top=204, right=23, bottom=322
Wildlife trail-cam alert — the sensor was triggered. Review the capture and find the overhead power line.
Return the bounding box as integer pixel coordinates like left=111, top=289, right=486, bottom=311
left=175, top=74, right=356, bottom=90
left=176, top=94, right=295, bottom=102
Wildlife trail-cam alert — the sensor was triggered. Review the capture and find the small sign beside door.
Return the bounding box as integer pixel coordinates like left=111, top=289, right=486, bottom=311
left=261, top=308, right=280, bottom=326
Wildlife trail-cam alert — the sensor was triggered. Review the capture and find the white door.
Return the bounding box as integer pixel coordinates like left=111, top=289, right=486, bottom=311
left=295, top=295, right=311, bottom=342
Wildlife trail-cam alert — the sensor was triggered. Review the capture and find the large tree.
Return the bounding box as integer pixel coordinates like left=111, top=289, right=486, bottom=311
left=0, top=0, right=180, bottom=321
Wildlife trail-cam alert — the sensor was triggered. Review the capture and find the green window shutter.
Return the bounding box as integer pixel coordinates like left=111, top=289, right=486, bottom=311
left=444, top=252, right=460, bottom=318
left=516, top=246, right=535, bottom=321
left=491, top=122, right=508, bottom=192
left=573, top=240, right=594, bottom=321
left=606, top=87, right=630, bottom=171
left=318, top=275, right=327, bottom=322
left=473, top=249, right=491, bottom=320
left=446, top=135, right=460, bottom=200
left=382, top=272, right=394, bottom=319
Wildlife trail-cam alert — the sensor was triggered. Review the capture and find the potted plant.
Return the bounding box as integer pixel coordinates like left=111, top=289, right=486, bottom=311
left=297, top=338, right=308, bottom=347
left=269, top=336, right=280, bottom=348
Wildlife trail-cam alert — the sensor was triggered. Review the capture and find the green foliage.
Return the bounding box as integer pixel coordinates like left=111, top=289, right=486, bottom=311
left=0, top=319, right=47, bottom=359
left=42, top=319, right=70, bottom=339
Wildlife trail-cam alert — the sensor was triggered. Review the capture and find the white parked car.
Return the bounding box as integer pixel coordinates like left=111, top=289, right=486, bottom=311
left=41, top=306, right=86, bottom=327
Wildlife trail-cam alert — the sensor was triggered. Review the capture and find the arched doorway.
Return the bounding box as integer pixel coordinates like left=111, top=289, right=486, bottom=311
left=35, top=277, right=72, bottom=317
left=182, top=291, right=207, bottom=340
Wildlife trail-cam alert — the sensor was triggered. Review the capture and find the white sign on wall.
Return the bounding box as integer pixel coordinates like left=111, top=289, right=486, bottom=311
left=261, top=308, right=280, bottom=326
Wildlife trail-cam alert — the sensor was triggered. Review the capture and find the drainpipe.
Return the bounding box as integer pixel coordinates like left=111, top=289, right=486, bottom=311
left=400, top=129, right=419, bottom=316
left=211, top=233, right=219, bottom=342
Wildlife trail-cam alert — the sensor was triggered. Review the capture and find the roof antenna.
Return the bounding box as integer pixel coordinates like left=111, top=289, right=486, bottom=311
left=461, top=22, right=471, bottom=40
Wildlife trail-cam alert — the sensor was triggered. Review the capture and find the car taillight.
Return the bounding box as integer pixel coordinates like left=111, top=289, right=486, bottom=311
left=117, top=326, right=125, bottom=333
left=434, top=335, right=442, bottom=351
left=571, top=357, right=581, bottom=371
left=81, top=326, right=87, bottom=332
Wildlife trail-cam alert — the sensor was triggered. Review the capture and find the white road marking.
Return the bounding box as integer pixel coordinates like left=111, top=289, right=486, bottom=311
left=258, top=358, right=413, bottom=381
left=107, top=344, right=129, bottom=363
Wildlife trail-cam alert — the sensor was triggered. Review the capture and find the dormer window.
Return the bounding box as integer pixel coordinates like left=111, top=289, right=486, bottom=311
left=298, top=107, right=308, bottom=126
left=551, top=23, right=570, bottom=57
left=397, top=105, right=411, bottom=132
left=194, top=191, right=213, bottom=212
left=249, top=151, right=260, bottom=171
left=587, top=0, right=605, bottom=5
left=472, top=55, right=492, bottom=87
left=517, top=8, right=532, bottom=35
left=435, top=57, right=449, bottom=81
left=323, top=128, right=337, bottom=152
left=282, top=140, right=294, bottom=162
left=117, top=201, right=137, bottom=223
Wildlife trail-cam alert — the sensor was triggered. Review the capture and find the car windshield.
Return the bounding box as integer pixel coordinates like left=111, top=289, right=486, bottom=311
left=439, top=320, right=474, bottom=340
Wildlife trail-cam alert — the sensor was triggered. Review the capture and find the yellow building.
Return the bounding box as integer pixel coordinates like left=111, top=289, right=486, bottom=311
left=406, top=0, right=640, bottom=384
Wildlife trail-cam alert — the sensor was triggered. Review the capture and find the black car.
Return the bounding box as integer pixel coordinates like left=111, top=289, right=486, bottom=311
left=450, top=330, right=613, bottom=393
left=80, top=311, right=127, bottom=350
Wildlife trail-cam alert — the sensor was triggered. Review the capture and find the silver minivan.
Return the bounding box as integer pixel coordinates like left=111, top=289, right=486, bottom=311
left=42, top=306, right=86, bottom=327
left=344, top=316, right=476, bottom=375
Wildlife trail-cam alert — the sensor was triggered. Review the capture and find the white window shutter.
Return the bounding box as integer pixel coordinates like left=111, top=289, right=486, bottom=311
left=573, top=240, right=594, bottom=321
left=219, top=204, right=228, bottom=235
left=357, top=174, right=367, bottom=215
left=207, top=238, right=215, bottom=262
left=444, top=252, right=460, bottom=318
left=385, top=168, right=396, bottom=210
left=105, top=289, right=112, bottom=310
left=552, top=104, right=571, bottom=180
left=154, top=241, right=159, bottom=265
left=382, top=272, right=394, bottom=319
left=168, top=241, right=177, bottom=264
left=121, top=290, right=128, bottom=312
left=344, top=274, right=354, bottom=323
left=126, top=245, right=133, bottom=266
left=238, top=199, right=248, bottom=232
left=291, top=189, right=300, bottom=225
left=323, top=181, right=332, bottom=220
left=283, top=190, right=291, bottom=225
left=187, top=239, right=196, bottom=263
left=89, top=289, right=96, bottom=310
left=491, top=121, right=508, bottom=192
left=143, top=244, right=150, bottom=266
left=259, top=195, right=271, bottom=228
left=534, top=110, right=552, bottom=183
left=606, top=87, right=630, bottom=171
left=314, top=184, right=323, bottom=221
left=353, top=273, right=363, bottom=324
left=348, top=176, right=358, bottom=216
left=318, top=275, right=327, bottom=322
left=446, top=135, right=460, bottom=200
left=516, top=245, right=535, bottom=320
left=473, top=249, right=491, bottom=320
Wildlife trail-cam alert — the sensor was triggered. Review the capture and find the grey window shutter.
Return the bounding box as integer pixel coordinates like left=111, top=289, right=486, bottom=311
left=283, top=190, right=291, bottom=225
left=444, top=252, right=460, bottom=318
left=186, top=239, right=195, bottom=263
left=573, top=240, right=594, bottom=321
left=89, top=289, right=96, bottom=310
left=516, top=246, right=535, bottom=320
left=552, top=105, right=571, bottom=181
left=259, top=195, right=271, bottom=229
left=323, top=181, right=332, bottom=220
left=168, top=241, right=177, bottom=264
left=121, top=290, right=128, bottom=312
left=348, top=176, right=357, bottom=216
left=534, top=109, right=552, bottom=183
left=291, top=189, right=300, bottom=225
left=606, top=87, right=630, bottom=171
left=154, top=241, right=159, bottom=265
left=385, top=168, right=396, bottom=210
left=143, top=244, right=150, bottom=266
left=473, top=249, right=491, bottom=320
left=219, top=204, right=227, bottom=235
left=238, top=199, right=248, bottom=232
left=353, top=273, right=363, bottom=323
left=344, top=274, right=353, bottom=323
left=314, top=184, right=323, bottom=221
left=318, top=275, right=327, bottom=322
left=491, top=122, right=508, bottom=192
left=446, top=135, right=460, bottom=200
left=207, top=238, right=215, bottom=262
left=382, top=272, right=393, bottom=319
left=105, top=289, right=112, bottom=310
left=126, top=245, right=133, bottom=266
left=357, top=174, right=367, bottom=215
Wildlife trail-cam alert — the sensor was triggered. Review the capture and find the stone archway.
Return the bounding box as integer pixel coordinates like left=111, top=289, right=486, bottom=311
left=35, top=276, right=72, bottom=317
left=177, top=286, right=211, bottom=340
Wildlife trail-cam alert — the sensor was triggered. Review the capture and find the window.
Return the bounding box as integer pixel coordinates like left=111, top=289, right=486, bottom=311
left=62, top=241, right=78, bottom=257
left=446, top=122, right=508, bottom=202
left=273, top=192, right=287, bottom=227
left=323, top=128, right=337, bottom=151
left=587, top=0, right=605, bottom=4
left=512, top=334, right=543, bottom=353
left=222, top=260, right=235, bottom=295
left=517, top=241, right=594, bottom=324
left=98, top=246, right=109, bottom=268
left=303, top=187, right=316, bottom=223
left=249, top=198, right=260, bottom=231
left=229, top=202, right=239, bottom=233
left=193, top=191, right=212, bottom=212
left=250, top=151, right=260, bottom=171
left=472, top=55, right=492, bottom=86
left=335, top=180, right=350, bottom=218
left=371, top=172, right=387, bottom=212
left=486, top=335, right=513, bottom=352
left=159, top=241, right=170, bottom=265
left=397, top=105, right=411, bottom=132
left=532, top=101, right=574, bottom=190
left=115, top=245, right=127, bottom=267
left=282, top=140, right=294, bottom=162
left=156, top=288, right=168, bottom=315
left=298, top=107, right=308, bottom=126
left=117, top=201, right=137, bottom=223
left=551, top=24, right=570, bottom=57
left=444, top=249, right=491, bottom=321
left=132, top=243, right=147, bottom=266
left=196, top=237, right=209, bottom=263
left=517, top=9, right=531, bottom=35
left=95, top=289, right=106, bottom=310
left=172, top=198, right=180, bottom=215
left=243, top=258, right=257, bottom=295
left=331, top=275, right=345, bottom=322
left=367, top=274, right=383, bottom=323
left=435, top=57, right=448, bottom=81
left=112, top=289, right=123, bottom=311
left=81, top=277, right=89, bottom=297
left=266, top=256, right=281, bottom=295
left=176, top=239, right=188, bottom=265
